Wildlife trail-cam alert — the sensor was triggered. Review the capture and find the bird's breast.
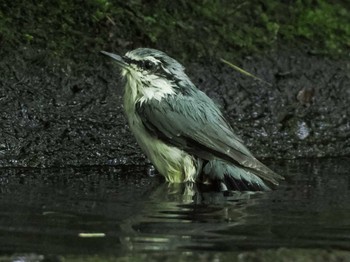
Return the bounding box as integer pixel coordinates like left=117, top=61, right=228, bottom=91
left=122, top=89, right=197, bottom=182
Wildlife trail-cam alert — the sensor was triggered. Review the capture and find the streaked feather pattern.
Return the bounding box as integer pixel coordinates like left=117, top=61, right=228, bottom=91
left=103, top=47, right=283, bottom=191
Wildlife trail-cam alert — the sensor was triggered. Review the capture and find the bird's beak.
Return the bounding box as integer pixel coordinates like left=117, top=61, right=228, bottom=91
left=100, top=51, right=129, bottom=68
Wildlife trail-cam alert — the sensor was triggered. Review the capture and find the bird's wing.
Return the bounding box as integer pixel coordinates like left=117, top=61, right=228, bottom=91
left=136, top=92, right=282, bottom=185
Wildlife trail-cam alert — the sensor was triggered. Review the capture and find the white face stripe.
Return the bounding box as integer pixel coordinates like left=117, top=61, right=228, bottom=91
left=126, top=52, right=161, bottom=64
left=122, top=65, right=175, bottom=105
left=122, top=50, right=178, bottom=104
left=143, top=56, right=161, bottom=64
left=138, top=73, right=175, bottom=104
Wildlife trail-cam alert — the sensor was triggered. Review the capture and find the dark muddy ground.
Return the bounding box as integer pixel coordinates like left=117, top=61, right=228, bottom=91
left=0, top=47, right=349, bottom=167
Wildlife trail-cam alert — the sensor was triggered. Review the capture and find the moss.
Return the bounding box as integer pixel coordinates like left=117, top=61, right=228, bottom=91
left=281, top=0, right=350, bottom=55
left=0, top=0, right=348, bottom=62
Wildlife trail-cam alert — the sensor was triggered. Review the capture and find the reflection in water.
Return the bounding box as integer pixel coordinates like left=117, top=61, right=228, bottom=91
left=0, top=158, right=349, bottom=255
left=122, top=183, right=268, bottom=251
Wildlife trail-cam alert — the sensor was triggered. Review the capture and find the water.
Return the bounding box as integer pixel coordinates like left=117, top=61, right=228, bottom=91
left=0, top=158, right=349, bottom=260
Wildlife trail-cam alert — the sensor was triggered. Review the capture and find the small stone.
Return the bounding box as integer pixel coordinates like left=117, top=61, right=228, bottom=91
left=147, top=165, right=156, bottom=177
left=296, top=121, right=310, bottom=140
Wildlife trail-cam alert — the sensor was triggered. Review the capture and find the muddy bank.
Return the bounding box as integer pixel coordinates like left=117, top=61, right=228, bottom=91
left=0, top=46, right=349, bottom=167
left=4, top=249, right=350, bottom=262
left=0, top=1, right=349, bottom=167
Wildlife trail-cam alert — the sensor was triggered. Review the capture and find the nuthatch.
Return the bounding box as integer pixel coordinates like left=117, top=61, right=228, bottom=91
left=101, top=48, right=282, bottom=191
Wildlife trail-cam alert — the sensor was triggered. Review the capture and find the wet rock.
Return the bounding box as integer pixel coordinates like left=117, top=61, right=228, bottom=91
left=297, top=86, right=315, bottom=106
left=295, top=121, right=310, bottom=140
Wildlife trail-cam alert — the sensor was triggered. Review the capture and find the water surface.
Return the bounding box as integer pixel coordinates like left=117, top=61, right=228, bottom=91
left=0, top=158, right=349, bottom=258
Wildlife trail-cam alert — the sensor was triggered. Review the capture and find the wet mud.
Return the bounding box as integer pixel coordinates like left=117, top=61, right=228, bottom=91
left=0, top=48, right=349, bottom=167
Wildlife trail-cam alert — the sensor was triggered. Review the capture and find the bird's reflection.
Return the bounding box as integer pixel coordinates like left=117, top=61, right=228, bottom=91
left=119, top=181, right=269, bottom=251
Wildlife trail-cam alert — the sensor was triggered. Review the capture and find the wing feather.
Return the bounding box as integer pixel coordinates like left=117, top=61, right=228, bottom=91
left=136, top=92, right=282, bottom=185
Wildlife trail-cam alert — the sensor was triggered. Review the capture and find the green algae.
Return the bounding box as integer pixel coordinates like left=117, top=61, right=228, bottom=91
left=0, top=0, right=348, bottom=61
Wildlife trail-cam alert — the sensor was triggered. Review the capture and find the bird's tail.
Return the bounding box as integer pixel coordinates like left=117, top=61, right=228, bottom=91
left=202, top=159, right=276, bottom=191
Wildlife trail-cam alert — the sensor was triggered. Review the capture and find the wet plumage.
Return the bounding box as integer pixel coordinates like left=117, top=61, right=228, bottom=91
left=101, top=48, right=283, bottom=191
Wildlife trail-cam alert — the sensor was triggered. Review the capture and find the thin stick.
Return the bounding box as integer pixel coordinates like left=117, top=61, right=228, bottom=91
left=220, top=58, right=273, bottom=87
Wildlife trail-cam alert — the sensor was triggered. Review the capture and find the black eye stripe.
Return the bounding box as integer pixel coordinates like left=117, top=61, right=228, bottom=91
left=143, top=60, right=157, bottom=70
left=124, top=57, right=181, bottom=81
left=123, top=56, right=132, bottom=64
left=124, top=57, right=160, bottom=71
left=123, top=56, right=142, bottom=67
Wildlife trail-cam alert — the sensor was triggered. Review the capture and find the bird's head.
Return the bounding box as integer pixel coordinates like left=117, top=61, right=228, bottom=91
left=101, top=48, right=194, bottom=102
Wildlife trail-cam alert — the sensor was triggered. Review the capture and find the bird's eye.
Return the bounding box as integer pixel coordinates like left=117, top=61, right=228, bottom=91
left=143, top=60, right=156, bottom=71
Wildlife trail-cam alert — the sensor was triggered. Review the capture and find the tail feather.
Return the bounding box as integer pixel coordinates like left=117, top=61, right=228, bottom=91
left=203, top=159, right=275, bottom=191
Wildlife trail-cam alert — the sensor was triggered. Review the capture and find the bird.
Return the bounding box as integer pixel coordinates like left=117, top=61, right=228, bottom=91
left=101, top=48, right=283, bottom=191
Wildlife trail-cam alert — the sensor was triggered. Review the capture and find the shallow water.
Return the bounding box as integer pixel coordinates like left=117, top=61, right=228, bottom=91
left=0, top=158, right=349, bottom=258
